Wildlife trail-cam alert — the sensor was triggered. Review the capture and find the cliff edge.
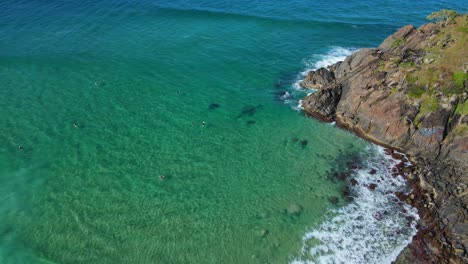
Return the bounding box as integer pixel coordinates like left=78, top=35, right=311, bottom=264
left=300, top=12, right=467, bottom=263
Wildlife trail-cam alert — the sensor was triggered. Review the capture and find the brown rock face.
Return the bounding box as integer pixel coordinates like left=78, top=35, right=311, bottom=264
left=301, top=82, right=342, bottom=121
left=300, top=68, right=335, bottom=89
left=300, top=18, right=468, bottom=264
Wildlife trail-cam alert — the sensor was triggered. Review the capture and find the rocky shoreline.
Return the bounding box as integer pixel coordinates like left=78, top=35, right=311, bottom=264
left=299, top=13, right=467, bottom=263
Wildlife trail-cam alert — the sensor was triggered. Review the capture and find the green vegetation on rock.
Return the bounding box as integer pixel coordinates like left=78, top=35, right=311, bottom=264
left=420, top=96, right=440, bottom=115
left=399, top=61, right=415, bottom=68
left=455, top=99, right=468, bottom=115
left=403, top=12, right=467, bottom=101
left=391, top=38, right=405, bottom=48
left=453, top=72, right=468, bottom=88
left=427, top=9, right=460, bottom=24
left=407, top=86, right=425, bottom=98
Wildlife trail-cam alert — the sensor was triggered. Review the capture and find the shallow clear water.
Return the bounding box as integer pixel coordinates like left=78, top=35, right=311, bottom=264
left=0, top=1, right=466, bottom=263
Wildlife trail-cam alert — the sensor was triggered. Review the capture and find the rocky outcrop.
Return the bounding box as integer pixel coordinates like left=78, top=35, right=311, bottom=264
left=300, top=68, right=335, bottom=89
left=300, top=15, right=468, bottom=264
left=300, top=82, right=342, bottom=121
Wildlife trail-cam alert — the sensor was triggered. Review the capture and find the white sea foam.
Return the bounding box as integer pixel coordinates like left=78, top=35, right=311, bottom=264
left=291, top=146, right=419, bottom=264
left=305, top=47, right=354, bottom=72
left=292, top=47, right=355, bottom=90
left=286, top=47, right=355, bottom=110
left=292, top=99, right=304, bottom=111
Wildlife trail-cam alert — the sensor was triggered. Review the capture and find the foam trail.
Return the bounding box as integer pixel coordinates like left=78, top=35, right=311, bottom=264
left=291, top=146, right=418, bottom=264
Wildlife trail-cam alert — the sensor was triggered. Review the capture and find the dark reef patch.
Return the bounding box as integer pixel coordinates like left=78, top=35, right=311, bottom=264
left=237, top=105, right=263, bottom=118
left=209, top=103, right=220, bottom=110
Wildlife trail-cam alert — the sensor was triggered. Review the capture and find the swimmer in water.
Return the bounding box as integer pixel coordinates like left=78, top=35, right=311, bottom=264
left=73, top=121, right=78, bottom=128
left=159, top=175, right=165, bottom=181
left=18, top=145, right=23, bottom=151
left=202, top=121, right=206, bottom=126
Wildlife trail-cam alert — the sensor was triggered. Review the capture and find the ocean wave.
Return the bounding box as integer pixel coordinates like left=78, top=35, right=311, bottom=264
left=291, top=146, right=418, bottom=264
left=280, top=47, right=354, bottom=111
left=293, top=47, right=355, bottom=90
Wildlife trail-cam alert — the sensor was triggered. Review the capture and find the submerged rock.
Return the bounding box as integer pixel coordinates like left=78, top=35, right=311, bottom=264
left=275, top=91, right=290, bottom=101
left=328, top=196, right=339, bottom=204
left=337, top=172, right=348, bottom=181
left=256, top=212, right=269, bottom=219
left=286, top=204, right=303, bottom=216
left=208, top=103, right=220, bottom=109
left=237, top=105, right=263, bottom=118
left=342, top=186, right=353, bottom=201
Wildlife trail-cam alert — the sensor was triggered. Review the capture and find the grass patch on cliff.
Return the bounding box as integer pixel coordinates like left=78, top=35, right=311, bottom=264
left=453, top=72, right=468, bottom=88
left=456, top=25, right=468, bottom=33
left=411, top=14, right=468, bottom=96
left=399, top=61, right=415, bottom=68
left=407, top=86, right=425, bottom=98
left=391, top=38, right=405, bottom=48
left=373, top=60, right=387, bottom=74
left=420, top=96, right=440, bottom=116
left=455, top=99, right=468, bottom=115
left=439, top=72, right=468, bottom=95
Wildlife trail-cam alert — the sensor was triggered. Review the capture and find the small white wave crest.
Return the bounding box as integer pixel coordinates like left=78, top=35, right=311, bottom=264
left=293, top=47, right=355, bottom=90
left=283, top=47, right=355, bottom=111
left=291, top=146, right=419, bottom=264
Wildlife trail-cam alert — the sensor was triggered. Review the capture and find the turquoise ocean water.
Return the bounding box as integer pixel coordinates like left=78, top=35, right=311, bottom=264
left=0, top=1, right=466, bottom=263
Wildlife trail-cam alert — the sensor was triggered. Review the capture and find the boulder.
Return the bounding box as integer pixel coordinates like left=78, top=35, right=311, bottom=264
left=300, top=68, right=335, bottom=89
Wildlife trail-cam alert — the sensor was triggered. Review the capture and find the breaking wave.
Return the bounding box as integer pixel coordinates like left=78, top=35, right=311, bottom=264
left=291, top=146, right=419, bottom=264
left=281, top=47, right=354, bottom=110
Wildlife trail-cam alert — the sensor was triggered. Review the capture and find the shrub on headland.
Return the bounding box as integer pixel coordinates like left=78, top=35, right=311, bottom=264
left=427, top=9, right=459, bottom=24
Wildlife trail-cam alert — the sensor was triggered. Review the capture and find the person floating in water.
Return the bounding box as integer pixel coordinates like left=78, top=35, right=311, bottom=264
left=73, top=121, right=78, bottom=128
left=201, top=121, right=206, bottom=127
left=159, top=175, right=165, bottom=181
left=18, top=145, right=23, bottom=151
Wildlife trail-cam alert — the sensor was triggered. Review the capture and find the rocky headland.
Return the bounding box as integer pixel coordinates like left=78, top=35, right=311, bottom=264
left=300, top=11, right=467, bottom=263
